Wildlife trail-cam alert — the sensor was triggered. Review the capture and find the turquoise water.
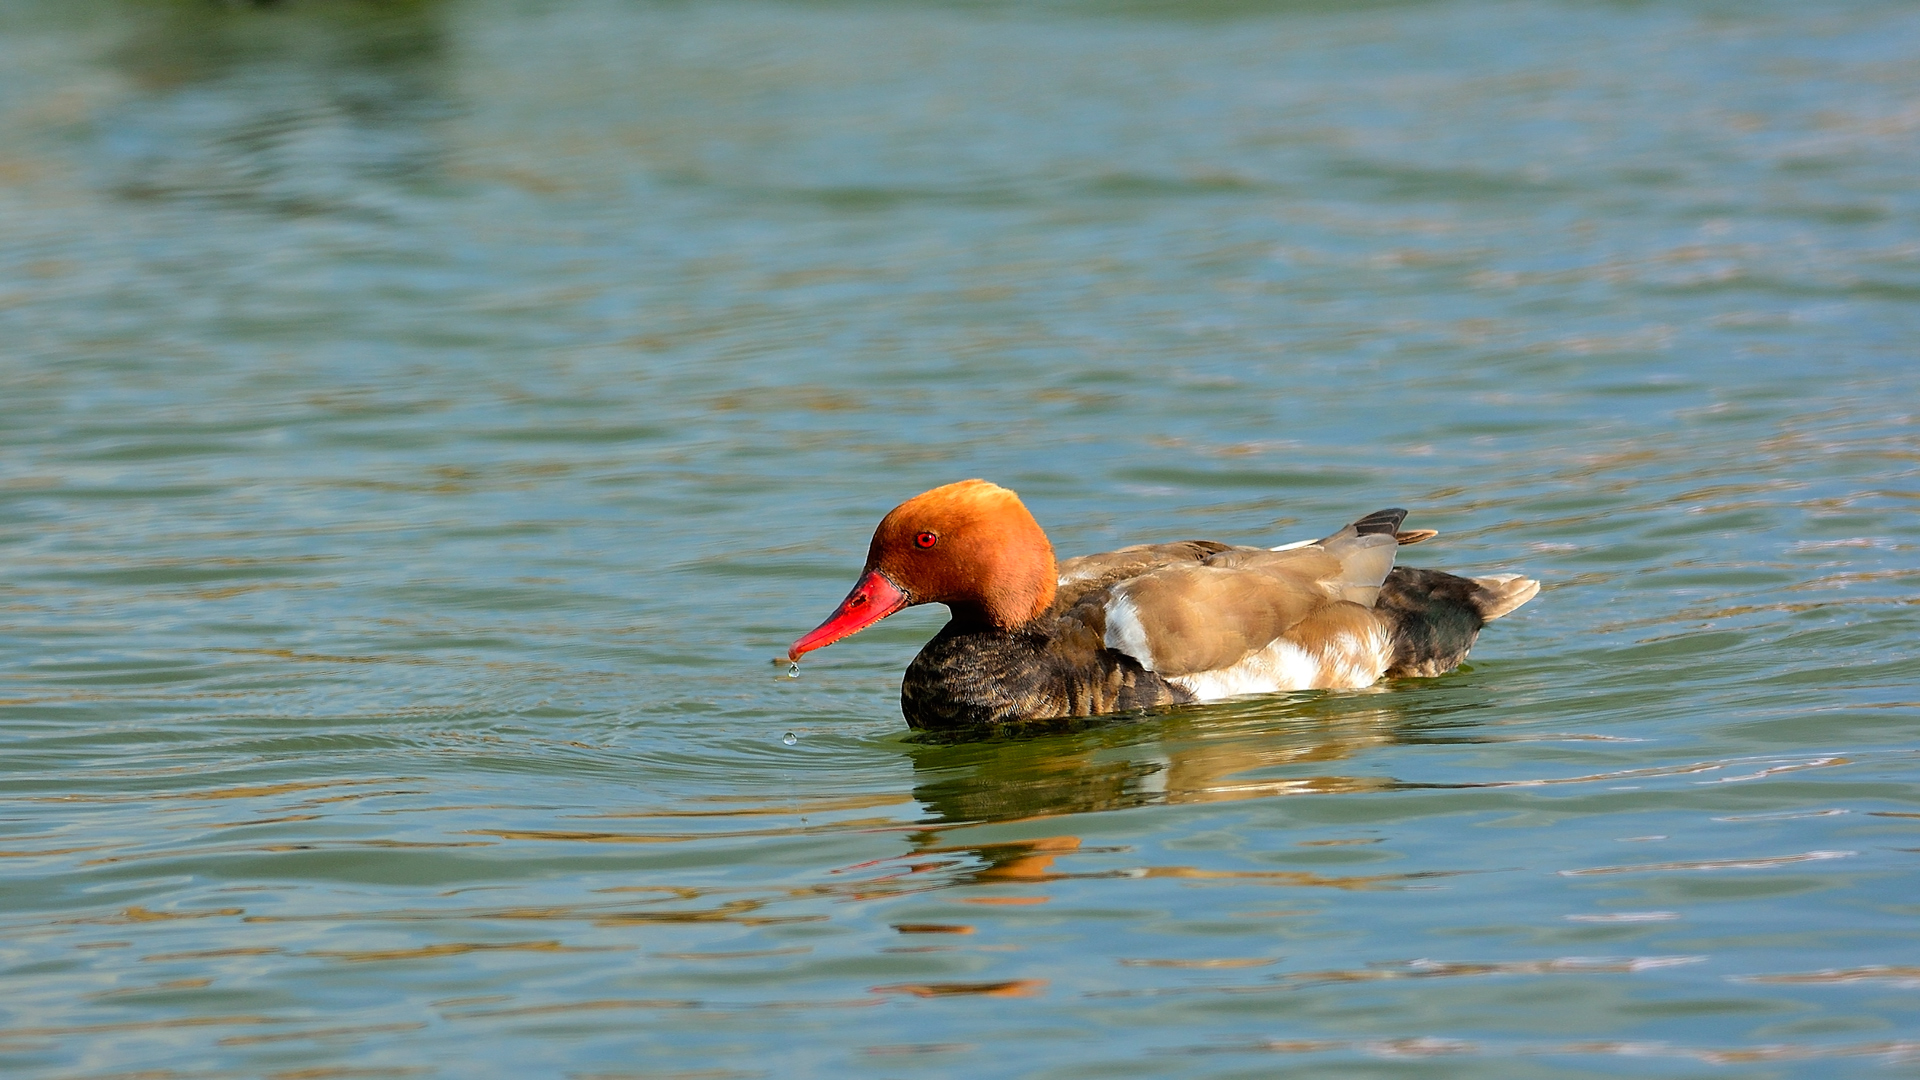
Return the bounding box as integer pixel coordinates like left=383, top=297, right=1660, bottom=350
left=3, top=0, right=1918, bottom=1076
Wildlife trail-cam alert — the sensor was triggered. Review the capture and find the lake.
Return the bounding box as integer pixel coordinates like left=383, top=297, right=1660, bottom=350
left=2, top=0, right=1917, bottom=1076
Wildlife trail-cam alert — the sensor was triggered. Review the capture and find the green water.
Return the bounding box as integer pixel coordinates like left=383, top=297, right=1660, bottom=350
left=3, top=0, right=1918, bottom=1076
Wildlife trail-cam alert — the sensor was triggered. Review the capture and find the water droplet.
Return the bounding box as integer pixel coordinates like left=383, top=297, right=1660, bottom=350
left=786, top=662, right=800, bottom=679
left=782, top=732, right=798, bottom=746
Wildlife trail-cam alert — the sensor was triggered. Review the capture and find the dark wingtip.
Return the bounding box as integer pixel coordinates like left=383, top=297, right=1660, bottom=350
left=1350, top=508, right=1409, bottom=536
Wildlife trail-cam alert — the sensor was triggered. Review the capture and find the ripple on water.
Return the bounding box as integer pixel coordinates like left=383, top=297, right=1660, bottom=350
left=4, top=0, right=1920, bottom=1076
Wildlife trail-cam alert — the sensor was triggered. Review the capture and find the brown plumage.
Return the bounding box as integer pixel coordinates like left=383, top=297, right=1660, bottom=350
left=789, top=480, right=1538, bottom=730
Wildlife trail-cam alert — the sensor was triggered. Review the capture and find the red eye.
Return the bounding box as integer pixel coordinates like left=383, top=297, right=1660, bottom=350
left=914, top=531, right=938, bottom=549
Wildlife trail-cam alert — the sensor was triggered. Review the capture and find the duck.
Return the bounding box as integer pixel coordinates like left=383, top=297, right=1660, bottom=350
left=788, top=480, right=1538, bottom=730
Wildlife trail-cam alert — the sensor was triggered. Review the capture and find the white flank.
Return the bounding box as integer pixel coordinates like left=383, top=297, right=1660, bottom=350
left=1169, top=638, right=1319, bottom=700
left=1269, top=538, right=1316, bottom=551
left=1102, top=592, right=1158, bottom=671
left=1168, top=624, right=1391, bottom=702
left=1321, top=626, right=1393, bottom=687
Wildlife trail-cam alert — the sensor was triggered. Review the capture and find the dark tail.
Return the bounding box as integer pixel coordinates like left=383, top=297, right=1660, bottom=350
left=1376, top=566, right=1539, bottom=678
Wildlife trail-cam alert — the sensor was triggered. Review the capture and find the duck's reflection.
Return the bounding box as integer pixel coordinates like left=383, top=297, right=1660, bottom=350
left=903, top=692, right=1455, bottom=826
left=883, top=687, right=1493, bottom=890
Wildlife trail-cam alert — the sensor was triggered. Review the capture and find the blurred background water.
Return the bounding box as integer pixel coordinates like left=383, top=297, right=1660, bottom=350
left=2, top=0, right=1918, bottom=1076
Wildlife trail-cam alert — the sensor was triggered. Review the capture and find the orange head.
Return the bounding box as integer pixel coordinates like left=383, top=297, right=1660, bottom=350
left=788, top=480, right=1058, bottom=660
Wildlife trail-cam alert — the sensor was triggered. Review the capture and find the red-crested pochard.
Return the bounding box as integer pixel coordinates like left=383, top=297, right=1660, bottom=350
left=789, top=480, right=1538, bottom=729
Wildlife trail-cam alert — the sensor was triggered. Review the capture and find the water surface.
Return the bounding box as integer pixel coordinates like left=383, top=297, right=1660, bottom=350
left=3, top=0, right=1918, bottom=1076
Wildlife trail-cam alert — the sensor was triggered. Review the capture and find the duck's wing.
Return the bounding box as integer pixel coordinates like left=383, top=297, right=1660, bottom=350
left=1063, top=518, right=1402, bottom=682
left=1055, top=540, right=1232, bottom=608
left=1271, top=508, right=1435, bottom=551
